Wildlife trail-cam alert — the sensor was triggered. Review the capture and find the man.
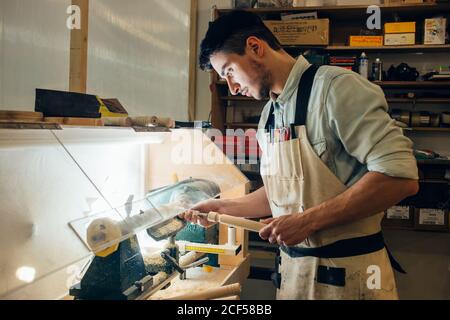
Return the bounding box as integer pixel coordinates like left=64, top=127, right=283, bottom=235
left=182, top=10, right=419, bottom=300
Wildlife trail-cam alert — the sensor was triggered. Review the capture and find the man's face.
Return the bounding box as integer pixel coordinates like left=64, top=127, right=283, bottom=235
left=210, top=48, right=272, bottom=100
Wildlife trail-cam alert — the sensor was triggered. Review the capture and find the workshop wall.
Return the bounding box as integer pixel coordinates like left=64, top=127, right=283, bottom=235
left=195, top=0, right=232, bottom=121
left=87, top=0, right=191, bottom=119
left=0, top=0, right=192, bottom=120
left=0, top=0, right=71, bottom=111
left=0, top=0, right=3, bottom=109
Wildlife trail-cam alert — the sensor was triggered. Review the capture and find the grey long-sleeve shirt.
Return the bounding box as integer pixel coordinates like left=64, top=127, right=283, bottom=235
left=257, top=55, right=419, bottom=186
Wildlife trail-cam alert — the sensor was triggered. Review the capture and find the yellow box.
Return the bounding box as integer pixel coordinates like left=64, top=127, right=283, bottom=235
left=264, top=19, right=329, bottom=45
left=349, top=36, right=384, bottom=47
left=384, top=22, right=416, bottom=34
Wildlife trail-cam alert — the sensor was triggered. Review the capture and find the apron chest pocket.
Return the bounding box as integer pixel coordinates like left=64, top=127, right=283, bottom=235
left=273, top=139, right=304, bottom=180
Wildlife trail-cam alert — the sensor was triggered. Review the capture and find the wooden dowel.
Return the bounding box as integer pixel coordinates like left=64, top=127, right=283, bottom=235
left=207, top=212, right=266, bottom=233
left=179, top=251, right=206, bottom=267
left=213, top=295, right=240, bottom=300
left=166, top=283, right=241, bottom=300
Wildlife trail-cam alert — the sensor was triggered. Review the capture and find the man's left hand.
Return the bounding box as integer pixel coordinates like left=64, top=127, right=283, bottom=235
left=259, top=213, right=315, bottom=246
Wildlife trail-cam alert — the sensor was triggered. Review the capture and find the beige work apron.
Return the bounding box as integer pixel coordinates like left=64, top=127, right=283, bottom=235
left=260, top=125, right=398, bottom=300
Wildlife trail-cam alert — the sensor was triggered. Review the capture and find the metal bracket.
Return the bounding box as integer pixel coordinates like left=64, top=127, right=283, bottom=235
left=0, top=121, right=62, bottom=130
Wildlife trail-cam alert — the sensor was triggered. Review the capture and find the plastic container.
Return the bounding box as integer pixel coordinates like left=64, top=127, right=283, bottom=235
left=358, top=52, right=369, bottom=79
left=372, top=58, right=383, bottom=81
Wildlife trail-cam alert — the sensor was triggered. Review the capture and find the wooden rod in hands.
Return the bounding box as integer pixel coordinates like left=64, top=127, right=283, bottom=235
left=166, top=283, right=241, bottom=300
left=206, top=212, right=266, bottom=233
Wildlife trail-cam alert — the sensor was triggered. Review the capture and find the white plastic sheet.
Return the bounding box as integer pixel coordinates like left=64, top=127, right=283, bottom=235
left=87, top=0, right=191, bottom=119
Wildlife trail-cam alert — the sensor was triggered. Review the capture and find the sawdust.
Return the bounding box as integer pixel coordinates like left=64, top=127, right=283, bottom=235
left=147, top=218, right=185, bottom=239
left=152, top=272, right=169, bottom=286
left=143, top=252, right=165, bottom=266
left=149, top=267, right=229, bottom=300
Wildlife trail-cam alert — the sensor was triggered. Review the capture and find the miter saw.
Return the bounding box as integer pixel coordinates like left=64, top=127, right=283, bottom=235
left=69, top=178, right=242, bottom=300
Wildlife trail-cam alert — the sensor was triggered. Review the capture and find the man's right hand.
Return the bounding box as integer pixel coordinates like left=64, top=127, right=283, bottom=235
left=179, top=199, right=225, bottom=227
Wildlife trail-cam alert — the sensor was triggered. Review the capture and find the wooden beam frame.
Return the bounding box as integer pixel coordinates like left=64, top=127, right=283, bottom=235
left=69, top=0, right=89, bottom=93
left=188, top=0, right=198, bottom=121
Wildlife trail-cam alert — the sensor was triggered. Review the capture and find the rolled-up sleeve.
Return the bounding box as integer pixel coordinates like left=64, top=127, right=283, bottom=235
left=324, top=72, right=419, bottom=180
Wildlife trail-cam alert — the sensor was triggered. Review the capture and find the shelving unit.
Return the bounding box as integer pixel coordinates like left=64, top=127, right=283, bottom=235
left=373, top=81, right=450, bottom=89
left=307, top=44, right=450, bottom=53
left=211, top=2, right=450, bottom=132
left=218, top=2, right=449, bottom=16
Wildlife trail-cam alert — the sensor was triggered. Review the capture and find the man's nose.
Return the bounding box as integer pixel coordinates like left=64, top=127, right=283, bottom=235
left=226, top=78, right=240, bottom=96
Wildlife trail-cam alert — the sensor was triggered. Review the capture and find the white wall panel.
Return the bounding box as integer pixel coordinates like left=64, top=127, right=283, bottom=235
left=0, top=0, right=4, bottom=107
left=0, top=0, right=71, bottom=111
left=87, top=0, right=191, bottom=119
left=195, top=0, right=232, bottom=121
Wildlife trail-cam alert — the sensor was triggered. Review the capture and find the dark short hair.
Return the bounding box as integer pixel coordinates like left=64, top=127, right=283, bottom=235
left=199, top=10, right=282, bottom=71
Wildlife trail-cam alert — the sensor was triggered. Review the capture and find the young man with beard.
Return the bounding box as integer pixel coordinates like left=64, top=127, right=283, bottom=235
left=182, top=10, right=419, bottom=300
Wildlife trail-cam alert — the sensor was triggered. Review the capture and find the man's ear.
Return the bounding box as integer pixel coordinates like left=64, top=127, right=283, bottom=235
left=246, top=36, right=264, bottom=57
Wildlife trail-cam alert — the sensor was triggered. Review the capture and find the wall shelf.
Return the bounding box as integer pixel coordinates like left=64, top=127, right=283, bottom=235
left=218, top=2, right=450, bottom=17
left=387, top=98, right=450, bottom=104
left=324, top=44, right=450, bottom=53
left=405, top=127, right=450, bottom=133
left=218, top=80, right=450, bottom=89
left=221, top=96, right=450, bottom=105
left=374, top=81, right=450, bottom=89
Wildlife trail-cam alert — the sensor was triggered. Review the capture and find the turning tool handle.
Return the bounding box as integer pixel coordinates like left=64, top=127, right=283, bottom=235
left=207, top=212, right=266, bottom=233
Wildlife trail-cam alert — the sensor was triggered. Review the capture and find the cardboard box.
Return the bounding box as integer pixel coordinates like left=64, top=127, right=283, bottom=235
left=424, top=18, right=447, bottom=45
left=384, top=33, right=415, bottom=46
left=385, top=22, right=416, bottom=34
left=384, top=0, right=423, bottom=4
left=414, top=207, right=449, bottom=231
left=349, top=36, right=383, bottom=47
left=382, top=206, right=414, bottom=228
left=264, top=19, right=329, bottom=45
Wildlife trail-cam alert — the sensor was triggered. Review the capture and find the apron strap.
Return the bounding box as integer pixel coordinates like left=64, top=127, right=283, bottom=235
left=280, top=231, right=406, bottom=274
left=263, top=63, right=320, bottom=132
left=294, top=64, right=320, bottom=126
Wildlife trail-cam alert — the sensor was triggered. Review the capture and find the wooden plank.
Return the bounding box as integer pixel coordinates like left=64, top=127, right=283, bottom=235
left=69, top=0, right=89, bottom=93
left=325, top=44, right=450, bottom=52
left=44, top=117, right=104, bottom=126
left=217, top=2, right=442, bottom=15
left=0, top=111, right=43, bottom=121
left=221, top=255, right=250, bottom=286
left=188, top=0, right=198, bottom=121
left=374, top=81, right=450, bottom=88
left=211, top=73, right=226, bottom=132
